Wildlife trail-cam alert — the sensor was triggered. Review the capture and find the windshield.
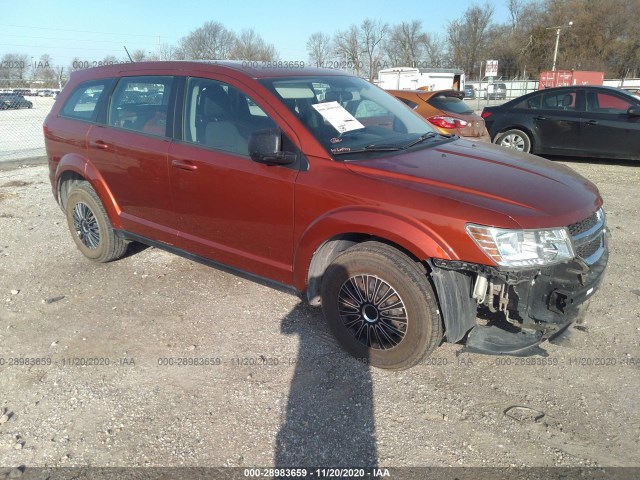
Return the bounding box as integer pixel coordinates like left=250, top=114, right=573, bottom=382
left=260, top=75, right=440, bottom=157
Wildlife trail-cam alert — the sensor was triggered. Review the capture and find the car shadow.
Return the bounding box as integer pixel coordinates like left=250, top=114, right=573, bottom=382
left=274, top=296, right=379, bottom=469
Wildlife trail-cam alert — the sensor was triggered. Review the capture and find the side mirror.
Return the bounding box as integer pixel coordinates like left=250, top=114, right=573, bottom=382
left=627, top=106, right=640, bottom=117
left=248, top=128, right=297, bottom=165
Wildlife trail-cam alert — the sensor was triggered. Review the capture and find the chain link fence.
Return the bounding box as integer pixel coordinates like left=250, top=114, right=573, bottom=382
left=0, top=79, right=62, bottom=163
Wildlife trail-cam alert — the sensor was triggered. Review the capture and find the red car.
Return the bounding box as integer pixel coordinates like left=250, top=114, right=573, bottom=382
left=44, top=61, right=608, bottom=369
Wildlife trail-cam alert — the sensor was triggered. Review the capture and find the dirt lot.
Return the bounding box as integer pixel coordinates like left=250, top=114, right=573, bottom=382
left=0, top=158, right=639, bottom=473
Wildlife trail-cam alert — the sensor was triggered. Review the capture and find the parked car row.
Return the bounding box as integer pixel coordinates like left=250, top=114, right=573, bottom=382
left=0, top=88, right=61, bottom=97
left=473, top=83, right=507, bottom=100
left=481, top=85, right=640, bottom=161
left=0, top=93, right=33, bottom=110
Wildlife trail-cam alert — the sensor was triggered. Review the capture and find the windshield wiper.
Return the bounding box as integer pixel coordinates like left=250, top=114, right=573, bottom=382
left=331, top=144, right=403, bottom=155
left=401, top=132, right=439, bottom=149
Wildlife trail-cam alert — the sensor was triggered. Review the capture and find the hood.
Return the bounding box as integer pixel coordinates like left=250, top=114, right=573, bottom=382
left=345, top=138, right=602, bottom=229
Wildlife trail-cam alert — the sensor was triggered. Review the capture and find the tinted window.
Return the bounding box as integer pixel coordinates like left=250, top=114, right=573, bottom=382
left=60, top=81, right=108, bottom=121
left=428, top=95, right=472, bottom=114
left=586, top=91, right=633, bottom=113
left=183, top=77, right=277, bottom=157
left=542, top=90, right=577, bottom=110
left=108, top=76, right=173, bottom=137
left=398, top=97, right=418, bottom=110
left=513, top=93, right=542, bottom=109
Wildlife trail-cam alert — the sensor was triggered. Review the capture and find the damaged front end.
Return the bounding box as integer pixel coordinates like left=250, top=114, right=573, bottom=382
left=430, top=209, right=608, bottom=355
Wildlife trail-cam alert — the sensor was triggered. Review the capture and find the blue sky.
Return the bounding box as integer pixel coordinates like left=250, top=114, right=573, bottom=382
left=1, top=0, right=509, bottom=67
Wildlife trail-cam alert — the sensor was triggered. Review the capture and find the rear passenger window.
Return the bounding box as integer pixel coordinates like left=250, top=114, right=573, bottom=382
left=542, top=90, right=577, bottom=110
left=108, top=76, right=173, bottom=137
left=183, top=77, right=277, bottom=157
left=60, top=81, right=108, bottom=121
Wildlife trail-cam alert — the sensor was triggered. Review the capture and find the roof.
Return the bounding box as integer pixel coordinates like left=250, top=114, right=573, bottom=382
left=68, top=60, right=350, bottom=82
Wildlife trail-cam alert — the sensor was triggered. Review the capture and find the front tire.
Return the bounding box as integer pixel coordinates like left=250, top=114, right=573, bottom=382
left=64, top=183, right=128, bottom=262
left=494, top=128, right=531, bottom=153
left=321, top=242, right=442, bottom=370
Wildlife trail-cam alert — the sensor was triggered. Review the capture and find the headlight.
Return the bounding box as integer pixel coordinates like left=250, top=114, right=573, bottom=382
left=466, top=224, right=574, bottom=268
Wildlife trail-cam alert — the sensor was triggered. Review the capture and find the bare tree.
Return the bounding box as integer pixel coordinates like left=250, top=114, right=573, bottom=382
left=334, top=25, right=362, bottom=76
left=33, top=54, right=56, bottom=82
left=179, top=21, right=236, bottom=60
left=507, top=0, right=525, bottom=31
left=231, top=29, right=278, bottom=61
left=157, top=43, right=180, bottom=61
left=131, top=49, right=148, bottom=62
left=306, top=32, right=333, bottom=67
left=447, top=3, right=494, bottom=75
left=423, top=34, right=449, bottom=68
left=385, top=20, right=427, bottom=67
left=359, top=19, right=388, bottom=81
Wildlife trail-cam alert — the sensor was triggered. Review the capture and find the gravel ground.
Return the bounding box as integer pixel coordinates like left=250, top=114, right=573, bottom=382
left=0, top=158, right=639, bottom=473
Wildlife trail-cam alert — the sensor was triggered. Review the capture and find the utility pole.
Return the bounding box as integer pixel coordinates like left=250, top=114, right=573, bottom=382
left=547, top=21, right=573, bottom=71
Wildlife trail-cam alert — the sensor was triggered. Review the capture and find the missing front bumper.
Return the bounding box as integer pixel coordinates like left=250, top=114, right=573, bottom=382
left=430, top=242, right=608, bottom=355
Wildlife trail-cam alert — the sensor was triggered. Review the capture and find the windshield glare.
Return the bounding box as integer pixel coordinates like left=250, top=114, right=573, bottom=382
left=260, top=76, right=438, bottom=156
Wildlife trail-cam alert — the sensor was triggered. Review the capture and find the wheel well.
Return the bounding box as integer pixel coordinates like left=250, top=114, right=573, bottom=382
left=497, top=126, right=535, bottom=152
left=58, top=172, right=86, bottom=210
left=305, top=233, right=425, bottom=306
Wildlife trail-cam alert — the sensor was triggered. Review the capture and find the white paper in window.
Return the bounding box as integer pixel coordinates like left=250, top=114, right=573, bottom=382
left=311, top=101, right=365, bottom=133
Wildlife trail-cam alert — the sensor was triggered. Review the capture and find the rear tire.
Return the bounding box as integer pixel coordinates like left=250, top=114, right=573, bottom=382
left=64, top=182, right=128, bottom=262
left=321, top=241, right=442, bottom=370
left=494, top=128, right=531, bottom=153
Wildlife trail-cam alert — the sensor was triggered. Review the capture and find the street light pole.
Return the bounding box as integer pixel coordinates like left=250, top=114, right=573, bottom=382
left=548, top=21, right=573, bottom=71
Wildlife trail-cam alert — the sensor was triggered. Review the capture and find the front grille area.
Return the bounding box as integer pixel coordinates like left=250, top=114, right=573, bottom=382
left=576, top=236, right=603, bottom=259
left=568, top=209, right=606, bottom=264
left=567, top=211, right=598, bottom=236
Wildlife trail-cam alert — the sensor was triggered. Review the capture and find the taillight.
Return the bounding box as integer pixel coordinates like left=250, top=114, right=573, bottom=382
left=428, top=116, right=468, bottom=129
left=481, top=111, right=492, bottom=119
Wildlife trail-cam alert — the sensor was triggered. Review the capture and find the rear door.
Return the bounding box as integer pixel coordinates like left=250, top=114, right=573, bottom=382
left=581, top=89, right=640, bottom=160
left=87, top=75, right=178, bottom=244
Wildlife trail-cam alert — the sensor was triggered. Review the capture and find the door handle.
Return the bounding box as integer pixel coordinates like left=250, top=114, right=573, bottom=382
left=587, top=120, right=598, bottom=125
left=90, top=140, right=109, bottom=150
left=534, top=116, right=546, bottom=121
left=171, top=159, right=198, bottom=171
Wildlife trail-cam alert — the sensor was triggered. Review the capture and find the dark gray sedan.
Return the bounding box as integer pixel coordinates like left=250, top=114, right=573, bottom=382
left=0, top=94, right=33, bottom=110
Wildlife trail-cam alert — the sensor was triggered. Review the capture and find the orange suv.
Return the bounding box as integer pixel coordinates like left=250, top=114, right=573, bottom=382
left=44, top=61, right=608, bottom=369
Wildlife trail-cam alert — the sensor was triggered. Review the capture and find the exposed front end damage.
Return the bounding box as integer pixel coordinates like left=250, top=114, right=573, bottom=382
left=429, top=210, right=609, bottom=355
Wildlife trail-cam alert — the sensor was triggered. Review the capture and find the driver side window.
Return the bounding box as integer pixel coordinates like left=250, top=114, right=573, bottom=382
left=183, top=77, right=276, bottom=157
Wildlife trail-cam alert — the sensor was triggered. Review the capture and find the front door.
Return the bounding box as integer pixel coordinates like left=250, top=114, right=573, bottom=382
left=168, top=77, right=299, bottom=284
left=581, top=89, right=640, bottom=160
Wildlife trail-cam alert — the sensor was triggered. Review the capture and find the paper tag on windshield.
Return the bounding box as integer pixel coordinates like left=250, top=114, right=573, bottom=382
left=311, top=101, right=365, bottom=134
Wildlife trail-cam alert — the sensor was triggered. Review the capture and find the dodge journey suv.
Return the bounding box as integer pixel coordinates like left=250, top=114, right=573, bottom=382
left=44, top=61, right=608, bottom=369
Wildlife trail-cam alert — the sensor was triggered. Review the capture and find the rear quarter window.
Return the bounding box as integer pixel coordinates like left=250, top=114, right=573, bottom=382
left=60, top=81, right=109, bottom=121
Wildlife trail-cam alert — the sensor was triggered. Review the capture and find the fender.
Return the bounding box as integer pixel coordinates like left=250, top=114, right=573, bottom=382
left=55, top=153, right=123, bottom=230
left=292, top=205, right=457, bottom=292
